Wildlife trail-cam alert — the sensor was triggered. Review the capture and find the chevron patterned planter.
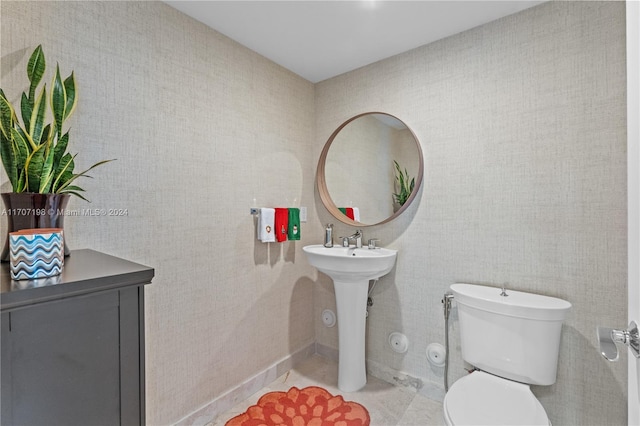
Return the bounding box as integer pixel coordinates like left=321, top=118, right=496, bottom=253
left=9, top=228, right=64, bottom=280
left=1, top=193, right=71, bottom=262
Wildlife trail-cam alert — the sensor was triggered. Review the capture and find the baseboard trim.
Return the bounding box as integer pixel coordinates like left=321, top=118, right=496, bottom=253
left=174, top=341, right=445, bottom=425
left=173, top=342, right=316, bottom=426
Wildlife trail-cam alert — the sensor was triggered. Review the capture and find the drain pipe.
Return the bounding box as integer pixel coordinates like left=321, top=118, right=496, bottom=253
left=442, top=291, right=454, bottom=391
left=365, top=279, right=379, bottom=318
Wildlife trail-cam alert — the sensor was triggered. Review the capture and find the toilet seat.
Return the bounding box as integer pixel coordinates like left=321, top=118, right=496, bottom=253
left=443, top=371, right=550, bottom=426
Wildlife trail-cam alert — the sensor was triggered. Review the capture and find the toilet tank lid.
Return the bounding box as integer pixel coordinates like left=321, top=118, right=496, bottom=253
left=450, top=283, right=571, bottom=321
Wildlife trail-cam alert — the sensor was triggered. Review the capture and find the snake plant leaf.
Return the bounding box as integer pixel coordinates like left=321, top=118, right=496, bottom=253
left=0, top=133, right=17, bottom=191
left=0, top=94, right=20, bottom=189
left=10, top=127, right=29, bottom=168
left=65, top=191, right=91, bottom=203
left=51, top=65, right=66, bottom=135
left=63, top=185, right=85, bottom=193
left=0, top=89, right=14, bottom=140
left=16, top=169, right=26, bottom=193
left=52, top=152, right=75, bottom=193
left=63, top=72, right=77, bottom=120
left=29, top=85, right=47, bottom=147
left=64, top=190, right=90, bottom=202
left=56, top=159, right=115, bottom=193
left=25, top=143, right=46, bottom=193
left=393, top=160, right=414, bottom=206
left=0, top=92, right=16, bottom=189
left=38, top=145, right=56, bottom=193
left=53, top=131, right=69, bottom=166
left=13, top=125, right=31, bottom=155
left=60, top=185, right=88, bottom=201
left=41, top=124, right=52, bottom=148
left=26, top=44, right=45, bottom=101
left=20, top=92, right=32, bottom=132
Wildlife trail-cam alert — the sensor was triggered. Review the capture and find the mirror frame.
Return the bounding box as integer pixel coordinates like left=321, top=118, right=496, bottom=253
left=317, top=112, right=424, bottom=226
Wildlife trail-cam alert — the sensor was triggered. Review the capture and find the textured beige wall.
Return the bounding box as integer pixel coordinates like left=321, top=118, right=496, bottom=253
left=1, top=1, right=629, bottom=425
left=1, top=2, right=317, bottom=424
left=315, top=2, right=628, bottom=425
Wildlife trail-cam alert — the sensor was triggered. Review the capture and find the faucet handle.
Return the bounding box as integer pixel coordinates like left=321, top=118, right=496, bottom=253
left=367, top=239, right=380, bottom=249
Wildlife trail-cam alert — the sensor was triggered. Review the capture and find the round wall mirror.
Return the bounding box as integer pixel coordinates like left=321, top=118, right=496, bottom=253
left=317, top=112, right=424, bottom=226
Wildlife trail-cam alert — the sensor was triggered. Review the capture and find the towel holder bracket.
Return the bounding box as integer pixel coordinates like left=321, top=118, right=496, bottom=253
left=250, top=207, right=305, bottom=221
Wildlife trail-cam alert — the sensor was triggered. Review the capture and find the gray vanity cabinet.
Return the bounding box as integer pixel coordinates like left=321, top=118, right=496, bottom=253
left=1, top=249, right=154, bottom=426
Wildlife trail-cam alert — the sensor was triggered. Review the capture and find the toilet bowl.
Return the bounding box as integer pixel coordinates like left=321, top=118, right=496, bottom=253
left=443, top=371, right=549, bottom=426
left=443, top=283, right=571, bottom=426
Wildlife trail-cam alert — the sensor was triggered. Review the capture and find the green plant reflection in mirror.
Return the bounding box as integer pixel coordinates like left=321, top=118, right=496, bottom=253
left=393, top=160, right=415, bottom=208
left=318, top=113, right=423, bottom=226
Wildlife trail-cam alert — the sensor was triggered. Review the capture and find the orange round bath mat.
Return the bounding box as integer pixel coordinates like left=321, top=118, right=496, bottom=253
left=225, top=386, right=370, bottom=426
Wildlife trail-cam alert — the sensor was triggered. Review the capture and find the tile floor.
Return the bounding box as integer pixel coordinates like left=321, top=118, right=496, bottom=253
left=210, top=354, right=445, bottom=426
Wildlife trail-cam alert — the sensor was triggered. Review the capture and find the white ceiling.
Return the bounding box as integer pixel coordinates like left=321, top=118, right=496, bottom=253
left=165, top=1, right=545, bottom=83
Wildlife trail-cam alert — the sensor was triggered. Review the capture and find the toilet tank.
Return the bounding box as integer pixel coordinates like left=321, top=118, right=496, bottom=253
left=450, top=283, right=571, bottom=386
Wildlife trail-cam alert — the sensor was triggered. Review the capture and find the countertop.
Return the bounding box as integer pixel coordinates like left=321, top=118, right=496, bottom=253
left=1, top=249, right=154, bottom=311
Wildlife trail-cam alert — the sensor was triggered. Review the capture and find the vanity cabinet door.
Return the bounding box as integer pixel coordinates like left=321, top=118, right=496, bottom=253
left=1, top=290, right=129, bottom=426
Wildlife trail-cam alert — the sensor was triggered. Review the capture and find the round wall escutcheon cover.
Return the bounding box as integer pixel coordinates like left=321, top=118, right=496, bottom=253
left=322, top=309, right=336, bottom=327
left=388, top=332, right=409, bottom=353
left=426, top=343, right=446, bottom=367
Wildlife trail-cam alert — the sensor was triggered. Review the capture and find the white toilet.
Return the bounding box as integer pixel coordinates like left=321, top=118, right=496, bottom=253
left=443, top=283, right=571, bottom=426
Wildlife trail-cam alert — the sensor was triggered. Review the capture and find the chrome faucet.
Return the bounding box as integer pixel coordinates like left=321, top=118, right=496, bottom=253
left=347, top=230, right=363, bottom=248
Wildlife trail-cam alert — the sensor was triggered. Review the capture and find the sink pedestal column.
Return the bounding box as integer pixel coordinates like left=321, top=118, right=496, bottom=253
left=333, top=279, right=369, bottom=392
left=302, top=244, right=397, bottom=392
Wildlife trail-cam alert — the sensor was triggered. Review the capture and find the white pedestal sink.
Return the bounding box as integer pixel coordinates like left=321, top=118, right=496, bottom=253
left=303, top=244, right=397, bottom=392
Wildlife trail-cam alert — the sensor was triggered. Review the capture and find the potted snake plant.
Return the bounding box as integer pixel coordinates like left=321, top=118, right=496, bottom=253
left=0, top=45, right=112, bottom=261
